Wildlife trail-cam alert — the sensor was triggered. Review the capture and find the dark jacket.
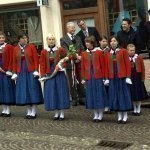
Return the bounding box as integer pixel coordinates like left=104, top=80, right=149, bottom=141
left=76, top=27, right=100, bottom=50
left=60, top=34, right=84, bottom=69
left=117, top=27, right=136, bottom=49
left=145, top=21, right=150, bottom=49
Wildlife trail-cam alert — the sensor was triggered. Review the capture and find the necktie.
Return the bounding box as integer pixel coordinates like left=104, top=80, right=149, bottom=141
left=84, top=30, right=88, bottom=37
left=71, top=35, right=76, bottom=44
left=71, top=35, right=74, bottom=41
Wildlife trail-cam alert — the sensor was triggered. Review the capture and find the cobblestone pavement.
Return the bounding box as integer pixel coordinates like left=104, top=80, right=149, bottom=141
left=0, top=104, right=150, bottom=150
left=0, top=58, right=149, bottom=150
left=144, top=59, right=150, bottom=92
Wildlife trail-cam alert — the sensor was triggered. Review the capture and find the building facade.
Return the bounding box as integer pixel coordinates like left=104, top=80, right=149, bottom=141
left=0, top=0, right=149, bottom=49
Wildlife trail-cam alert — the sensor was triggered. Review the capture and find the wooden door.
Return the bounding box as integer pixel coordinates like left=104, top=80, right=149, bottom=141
left=63, top=13, right=100, bottom=35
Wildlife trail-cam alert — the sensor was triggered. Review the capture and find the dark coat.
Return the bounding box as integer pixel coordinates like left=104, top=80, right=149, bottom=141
left=76, top=27, right=100, bottom=50
left=60, top=34, right=84, bottom=69
left=145, top=21, right=150, bottom=50
left=117, top=27, right=136, bottom=49
left=60, top=34, right=84, bottom=51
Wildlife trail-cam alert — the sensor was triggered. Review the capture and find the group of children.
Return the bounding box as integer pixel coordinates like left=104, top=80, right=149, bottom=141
left=0, top=31, right=148, bottom=124
left=81, top=35, right=147, bottom=123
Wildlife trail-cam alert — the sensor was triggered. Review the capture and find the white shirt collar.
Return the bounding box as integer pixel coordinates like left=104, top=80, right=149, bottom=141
left=0, top=43, right=7, bottom=50
left=86, top=47, right=97, bottom=53
left=67, top=33, right=74, bottom=40
left=98, top=46, right=109, bottom=51
left=129, top=54, right=138, bottom=62
left=110, top=48, right=120, bottom=54
left=45, top=46, right=58, bottom=52
left=18, top=43, right=27, bottom=52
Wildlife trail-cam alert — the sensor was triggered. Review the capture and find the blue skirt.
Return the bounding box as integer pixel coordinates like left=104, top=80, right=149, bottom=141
left=85, top=76, right=108, bottom=110
left=44, top=71, right=70, bottom=111
left=0, top=73, right=16, bottom=105
left=15, top=60, right=43, bottom=105
left=109, top=77, right=132, bottom=111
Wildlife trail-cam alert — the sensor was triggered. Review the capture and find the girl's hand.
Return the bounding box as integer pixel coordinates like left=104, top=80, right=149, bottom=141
left=11, top=74, right=18, bottom=81
left=126, top=78, right=132, bottom=84
left=81, top=80, right=85, bottom=84
left=104, top=80, right=109, bottom=86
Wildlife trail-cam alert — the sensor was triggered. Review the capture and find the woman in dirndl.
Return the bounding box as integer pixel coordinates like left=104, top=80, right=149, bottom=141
left=105, top=36, right=132, bottom=124
left=127, top=44, right=148, bottom=116
left=11, top=34, right=43, bottom=119
left=81, top=36, right=107, bottom=122
left=40, top=34, right=70, bottom=121
left=0, top=31, right=15, bottom=117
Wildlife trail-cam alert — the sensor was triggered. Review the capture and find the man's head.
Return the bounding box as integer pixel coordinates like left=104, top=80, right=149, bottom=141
left=77, top=19, right=87, bottom=30
left=66, top=22, right=75, bottom=35
left=121, top=18, right=132, bottom=32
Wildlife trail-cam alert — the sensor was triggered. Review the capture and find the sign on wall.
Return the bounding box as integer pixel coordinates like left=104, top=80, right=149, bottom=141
left=37, top=0, right=49, bottom=6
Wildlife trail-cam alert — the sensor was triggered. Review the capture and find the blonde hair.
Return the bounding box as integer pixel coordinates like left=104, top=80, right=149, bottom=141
left=127, top=44, right=135, bottom=50
left=46, top=33, right=55, bottom=40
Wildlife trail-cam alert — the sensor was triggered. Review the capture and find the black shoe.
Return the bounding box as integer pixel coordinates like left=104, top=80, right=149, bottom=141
left=136, top=112, right=141, bottom=116
left=0, top=113, right=5, bottom=117
left=121, top=120, right=127, bottom=124
left=28, top=115, right=37, bottom=119
left=53, top=116, right=59, bottom=121
left=117, top=120, right=122, bottom=124
left=3, top=113, right=11, bottom=117
left=97, top=119, right=103, bottom=122
left=104, top=110, right=112, bottom=114
left=132, top=112, right=137, bottom=116
left=59, top=117, right=65, bottom=121
left=93, top=119, right=97, bottom=122
left=24, top=115, right=30, bottom=119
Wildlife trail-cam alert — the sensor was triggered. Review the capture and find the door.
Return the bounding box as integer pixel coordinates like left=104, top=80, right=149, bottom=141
left=63, top=13, right=100, bottom=35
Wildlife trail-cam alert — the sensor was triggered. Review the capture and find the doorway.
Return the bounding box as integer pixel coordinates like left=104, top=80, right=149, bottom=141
left=63, top=13, right=99, bottom=35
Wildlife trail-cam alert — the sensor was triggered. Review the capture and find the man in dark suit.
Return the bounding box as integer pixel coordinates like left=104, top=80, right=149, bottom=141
left=76, top=19, right=100, bottom=50
left=60, top=22, right=85, bottom=106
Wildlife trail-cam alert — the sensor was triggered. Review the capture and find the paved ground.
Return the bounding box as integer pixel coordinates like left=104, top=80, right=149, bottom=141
left=0, top=58, right=149, bottom=150
left=144, top=59, right=150, bottom=92
left=0, top=104, right=150, bottom=150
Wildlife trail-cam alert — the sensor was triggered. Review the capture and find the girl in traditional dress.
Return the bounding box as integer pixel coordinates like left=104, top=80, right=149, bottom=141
left=11, top=34, right=43, bottom=119
left=98, top=36, right=110, bottom=113
left=98, top=35, right=110, bottom=54
left=81, top=36, right=107, bottom=122
left=127, top=44, right=148, bottom=116
left=0, top=31, right=15, bottom=117
left=105, top=36, right=132, bottom=124
left=40, top=34, right=70, bottom=121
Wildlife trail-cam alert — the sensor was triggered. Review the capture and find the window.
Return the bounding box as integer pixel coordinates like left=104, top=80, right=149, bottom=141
left=63, top=0, right=97, bottom=10
left=1, top=9, right=42, bottom=50
left=107, top=0, right=148, bottom=35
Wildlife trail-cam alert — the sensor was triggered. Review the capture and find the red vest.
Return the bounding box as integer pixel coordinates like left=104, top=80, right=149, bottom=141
left=40, top=47, right=67, bottom=77
left=13, top=44, right=39, bottom=73
left=105, top=49, right=131, bottom=79
left=81, top=50, right=105, bottom=80
left=0, top=44, right=14, bottom=71
left=131, top=55, right=145, bottom=80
